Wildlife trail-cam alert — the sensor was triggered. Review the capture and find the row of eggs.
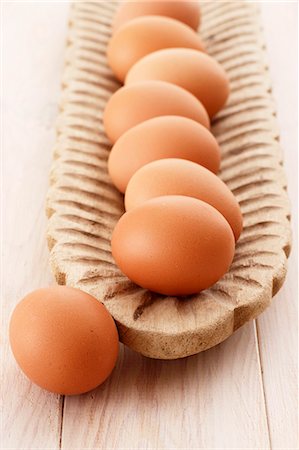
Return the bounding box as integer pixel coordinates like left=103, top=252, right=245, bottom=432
left=8, top=1, right=243, bottom=397
left=104, top=1, right=243, bottom=296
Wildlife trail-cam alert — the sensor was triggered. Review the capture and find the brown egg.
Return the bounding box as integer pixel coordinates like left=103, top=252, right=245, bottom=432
left=9, top=287, right=119, bottom=395
left=112, top=0, right=201, bottom=33
left=126, top=49, right=230, bottom=117
left=125, top=159, right=243, bottom=241
left=103, top=80, right=210, bottom=143
left=107, top=16, right=205, bottom=82
left=111, top=196, right=235, bottom=296
left=108, top=116, right=220, bottom=193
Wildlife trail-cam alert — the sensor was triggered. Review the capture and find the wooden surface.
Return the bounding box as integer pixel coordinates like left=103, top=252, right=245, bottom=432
left=46, top=0, right=292, bottom=360
left=2, top=1, right=298, bottom=449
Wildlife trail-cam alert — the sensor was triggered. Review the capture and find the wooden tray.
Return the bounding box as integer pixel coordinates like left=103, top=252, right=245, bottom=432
left=46, top=1, right=291, bottom=359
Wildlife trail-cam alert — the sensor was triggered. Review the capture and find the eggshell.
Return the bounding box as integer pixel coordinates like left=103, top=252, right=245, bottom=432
left=126, top=49, right=230, bottom=117
left=111, top=196, right=235, bottom=296
left=9, top=287, right=119, bottom=395
left=108, top=16, right=205, bottom=82
left=125, top=159, right=243, bottom=241
left=103, top=80, right=210, bottom=143
left=108, top=116, right=220, bottom=193
left=112, top=0, right=201, bottom=33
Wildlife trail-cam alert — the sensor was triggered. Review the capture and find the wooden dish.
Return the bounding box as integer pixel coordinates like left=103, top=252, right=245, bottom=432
left=47, top=1, right=291, bottom=359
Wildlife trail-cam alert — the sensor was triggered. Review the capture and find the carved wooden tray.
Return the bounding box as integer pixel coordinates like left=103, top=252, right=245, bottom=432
left=46, top=1, right=291, bottom=359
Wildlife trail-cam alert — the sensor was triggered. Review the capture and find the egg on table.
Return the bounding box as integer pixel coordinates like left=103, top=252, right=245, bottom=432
left=125, top=49, right=230, bottom=118
left=108, top=116, right=220, bottom=193
left=111, top=196, right=235, bottom=296
left=107, top=16, right=205, bottom=82
left=112, top=0, right=201, bottom=33
left=124, top=158, right=243, bottom=241
left=9, top=286, right=119, bottom=395
left=103, top=80, right=210, bottom=143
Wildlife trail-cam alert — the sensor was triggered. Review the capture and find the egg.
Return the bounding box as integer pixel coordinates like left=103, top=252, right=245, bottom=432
left=103, top=80, right=210, bottom=143
left=108, top=116, right=220, bottom=193
left=9, top=286, right=119, bottom=395
left=125, top=159, right=243, bottom=241
left=126, top=49, right=230, bottom=117
left=112, top=0, right=201, bottom=33
left=107, top=16, right=205, bottom=82
left=111, top=196, right=235, bottom=296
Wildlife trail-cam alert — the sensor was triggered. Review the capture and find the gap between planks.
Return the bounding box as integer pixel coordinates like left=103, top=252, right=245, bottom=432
left=254, top=320, right=273, bottom=450
left=59, top=395, right=65, bottom=450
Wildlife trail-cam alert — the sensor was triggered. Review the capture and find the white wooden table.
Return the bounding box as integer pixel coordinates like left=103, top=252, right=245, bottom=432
left=2, top=2, right=298, bottom=449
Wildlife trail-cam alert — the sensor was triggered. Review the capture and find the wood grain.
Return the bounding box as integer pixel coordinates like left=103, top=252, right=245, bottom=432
left=2, top=4, right=69, bottom=448
left=257, top=3, right=298, bottom=448
left=61, top=324, right=270, bottom=449
left=47, top=1, right=292, bottom=359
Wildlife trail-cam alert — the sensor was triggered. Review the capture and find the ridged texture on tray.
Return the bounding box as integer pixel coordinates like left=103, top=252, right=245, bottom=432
left=47, top=1, right=291, bottom=359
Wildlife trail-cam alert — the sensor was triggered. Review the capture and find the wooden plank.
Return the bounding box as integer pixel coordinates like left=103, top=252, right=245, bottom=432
left=61, top=323, right=270, bottom=449
left=56, top=2, right=270, bottom=445
left=257, top=3, right=298, bottom=448
left=62, top=323, right=271, bottom=448
left=1, top=3, right=69, bottom=448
